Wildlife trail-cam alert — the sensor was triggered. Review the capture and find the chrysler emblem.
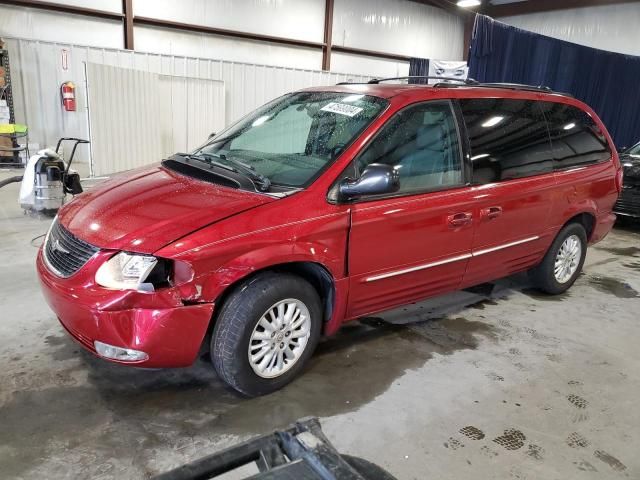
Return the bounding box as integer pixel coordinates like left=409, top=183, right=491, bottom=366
left=52, top=239, right=70, bottom=255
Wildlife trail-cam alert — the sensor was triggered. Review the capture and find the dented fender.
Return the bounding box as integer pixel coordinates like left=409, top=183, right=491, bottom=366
left=173, top=242, right=345, bottom=303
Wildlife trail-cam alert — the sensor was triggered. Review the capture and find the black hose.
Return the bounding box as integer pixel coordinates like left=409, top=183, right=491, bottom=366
left=0, top=176, right=23, bottom=188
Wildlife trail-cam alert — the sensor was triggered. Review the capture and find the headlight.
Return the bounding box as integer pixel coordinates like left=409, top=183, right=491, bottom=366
left=95, top=252, right=168, bottom=292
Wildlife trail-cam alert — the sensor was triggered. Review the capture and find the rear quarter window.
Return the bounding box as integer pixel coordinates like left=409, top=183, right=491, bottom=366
left=538, top=101, right=612, bottom=169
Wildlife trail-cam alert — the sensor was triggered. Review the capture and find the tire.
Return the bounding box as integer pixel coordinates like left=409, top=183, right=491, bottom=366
left=211, top=272, right=322, bottom=397
left=529, top=223, right=587, bottom=295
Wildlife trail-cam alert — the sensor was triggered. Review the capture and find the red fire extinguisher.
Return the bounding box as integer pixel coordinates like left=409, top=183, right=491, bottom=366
left=61, top=81, right=76, bottom=112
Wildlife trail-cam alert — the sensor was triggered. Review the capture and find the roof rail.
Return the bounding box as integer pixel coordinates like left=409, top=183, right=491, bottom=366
left=335, top=77, right=573, bottom=97
left=335, top=76, right=478, bottom=86
left=433, top=81, right=573, bottom=97
left=434, top=82, right=574, bottom=98
left=367, top=76, right=479, bottom=85
left=470, top=82, right=552, bottom=93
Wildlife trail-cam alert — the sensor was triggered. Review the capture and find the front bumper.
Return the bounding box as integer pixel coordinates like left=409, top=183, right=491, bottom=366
left=37, top=249, right=214, bottom=368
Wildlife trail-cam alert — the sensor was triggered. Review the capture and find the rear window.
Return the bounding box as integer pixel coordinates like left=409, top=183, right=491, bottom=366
left=459, top=98, right=553, bottom=184
left=539, top=102, right=612, bottom=169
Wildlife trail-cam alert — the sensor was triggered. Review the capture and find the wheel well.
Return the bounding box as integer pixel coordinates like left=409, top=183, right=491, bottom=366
left=565, top=212, right=595, bottom=240
left=213, top=261, right=336, bottom=326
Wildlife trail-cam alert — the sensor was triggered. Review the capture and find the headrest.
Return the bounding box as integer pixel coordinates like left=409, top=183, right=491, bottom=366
left=423, top=110, right=446, bottom=126
left=416, top=125, right=443, bottom=149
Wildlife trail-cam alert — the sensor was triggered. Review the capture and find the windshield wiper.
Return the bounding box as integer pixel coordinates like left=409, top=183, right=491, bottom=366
left=194, top=152, right=271, bottom=192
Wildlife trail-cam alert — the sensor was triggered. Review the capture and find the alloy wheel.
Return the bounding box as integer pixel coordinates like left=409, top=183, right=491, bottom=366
left=554, top=234, right=582, bottom=284
left=248, top=298, right=311, bottom=378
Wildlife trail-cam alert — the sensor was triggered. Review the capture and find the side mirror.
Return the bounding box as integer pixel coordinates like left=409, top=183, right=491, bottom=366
left=339, top=163, right=400, bottom=201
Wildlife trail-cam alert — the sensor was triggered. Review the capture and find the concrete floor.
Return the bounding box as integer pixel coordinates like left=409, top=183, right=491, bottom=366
left=1, top=170, right=640, bottom=479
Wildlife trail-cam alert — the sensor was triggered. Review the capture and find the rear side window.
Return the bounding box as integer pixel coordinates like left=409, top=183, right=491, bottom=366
left=459, top=98, right=553, bottom=184
left=538, top=102, right=611, bottom=169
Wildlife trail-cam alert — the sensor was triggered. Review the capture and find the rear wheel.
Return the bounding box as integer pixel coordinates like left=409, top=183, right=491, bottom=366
left=211, top=273, right=322, bottom=397
left=530, top=223, right=587, bottom=294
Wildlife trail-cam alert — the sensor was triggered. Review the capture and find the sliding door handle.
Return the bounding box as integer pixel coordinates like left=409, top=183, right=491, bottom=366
left=447, top=212, right=473, bottom=228
left=481, top=206, right=502, bottom=220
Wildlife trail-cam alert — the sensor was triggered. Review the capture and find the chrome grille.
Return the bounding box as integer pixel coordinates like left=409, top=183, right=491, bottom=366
left=44, top=219, right=99, bottom=277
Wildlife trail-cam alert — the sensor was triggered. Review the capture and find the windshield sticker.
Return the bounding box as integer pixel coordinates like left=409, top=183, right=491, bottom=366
left=321, top=102, right=363, bottom=117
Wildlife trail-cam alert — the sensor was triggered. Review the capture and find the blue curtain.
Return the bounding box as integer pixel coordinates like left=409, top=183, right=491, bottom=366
left=468, top=14, right=640, bottom=149
left=409, top=58, right=429, bottom=84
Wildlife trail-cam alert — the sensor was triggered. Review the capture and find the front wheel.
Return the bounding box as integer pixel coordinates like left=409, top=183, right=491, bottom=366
left=530, top=223, right=587, bottom=295
left=211, top=273, right=322, bottom=397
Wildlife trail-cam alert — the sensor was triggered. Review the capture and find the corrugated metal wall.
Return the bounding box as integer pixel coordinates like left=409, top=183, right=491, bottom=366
left=86, top=63, right=164, bottom=176
left=4, top=36, right=371, bottom=170
left=86, top=63, right=226, bottom=176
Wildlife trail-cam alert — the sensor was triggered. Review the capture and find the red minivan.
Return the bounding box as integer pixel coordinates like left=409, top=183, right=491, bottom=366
left=37, top=80, right=621, bottom=396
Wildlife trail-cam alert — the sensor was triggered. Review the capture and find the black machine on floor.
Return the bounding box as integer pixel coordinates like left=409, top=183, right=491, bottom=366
left=614, top=142, right=640, bottom=220
left=153, top=418, right=396, bottom=480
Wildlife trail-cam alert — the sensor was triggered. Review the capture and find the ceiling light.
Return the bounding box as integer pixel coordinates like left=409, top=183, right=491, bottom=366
left=482, top=116, right=505, bottom=128
left=471, top=153, right=490, bottom=161
left=563, top=122, right=576, bottom=130
left=457, top=0, right=481, bottom=7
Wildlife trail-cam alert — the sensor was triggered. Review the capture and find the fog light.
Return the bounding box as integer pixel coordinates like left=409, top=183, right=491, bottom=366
left=94, top=340, right=149, bottom=362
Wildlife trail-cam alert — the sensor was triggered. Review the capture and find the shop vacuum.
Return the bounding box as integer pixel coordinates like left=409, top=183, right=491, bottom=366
left=0, top=138, right=88, bottom=215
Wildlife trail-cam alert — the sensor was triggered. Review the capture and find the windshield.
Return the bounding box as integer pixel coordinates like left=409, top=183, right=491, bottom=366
left=196, top=92, right=388, bottom=188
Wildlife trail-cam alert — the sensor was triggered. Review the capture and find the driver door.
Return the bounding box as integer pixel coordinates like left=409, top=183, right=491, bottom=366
left=346, top=101, right=477, bottom=318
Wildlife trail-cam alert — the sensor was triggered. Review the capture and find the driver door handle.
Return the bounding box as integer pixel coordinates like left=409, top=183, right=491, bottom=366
left=447, top=212, right=473, bottom=228
left=481, top=206, right=503, bottom=220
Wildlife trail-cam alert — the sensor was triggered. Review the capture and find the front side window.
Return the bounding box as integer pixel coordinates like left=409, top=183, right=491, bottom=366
left=354, top=101, right=463, bottom=194
left=198, top=92, right=388, bottom=188
left=460, top=98, right=553, bottom=185
left=539, top=101, right=611, bottom=168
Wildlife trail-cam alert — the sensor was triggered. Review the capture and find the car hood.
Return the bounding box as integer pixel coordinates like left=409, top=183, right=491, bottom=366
left=58, top=164, right=275, bottom=254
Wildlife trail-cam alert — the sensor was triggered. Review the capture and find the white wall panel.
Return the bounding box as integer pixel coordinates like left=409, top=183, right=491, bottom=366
left=500, top=3, right=640, bottom=56
left=133, top=0, right=325, bottom=43
left=48, top=0, right=122, bottom=12
left=134, top=25, right=322, bottom=70
left=331, top=52, right=410, bottom=79
left=333, top=0, right=464, bottom=61
left=86, top=63, right=165, bottom=176
left=86, top=63, right=225, bottom=176
left=164, top=75, right=226, bottom=154
left=0, top=5, right=123, bottom=49
left=4, top=37, right=371, bottom=172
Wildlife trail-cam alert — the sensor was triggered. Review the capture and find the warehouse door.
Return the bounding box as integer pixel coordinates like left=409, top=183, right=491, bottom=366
left=85, top=62, right=225, bottom=176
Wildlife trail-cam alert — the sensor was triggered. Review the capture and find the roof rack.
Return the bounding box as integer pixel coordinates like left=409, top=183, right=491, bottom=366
left=335, top=76, right=478, bottom=86
left=440, top=82, right=554, bottom=93
left=335, top=76, right=573, bottom=97
left=440, top=81, right=573, bottom=97
left=368, top=76, right=478, bottom=85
